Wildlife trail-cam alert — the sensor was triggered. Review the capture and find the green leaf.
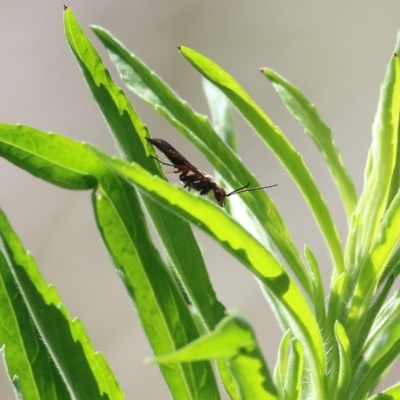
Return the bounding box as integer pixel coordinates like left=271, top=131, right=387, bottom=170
left=332, top=321, right=351, bottom=400
left=0, top=207, right=123, bottom=399
left=91, top=26, right=313, bottom=300
left=178, top=46, right=344, bottom=279
left=0, top=123, right=97, bottom=190
left=274, top=331, right=291, bottom=396
left=304, top=246, right=325, bottom=328
left=261, top=68, right=357, bottom=221
left=0, top=241, right=70, bottom=400
left=284, top=339, right=303, bottom=400
left=274, top=331, right=303, bottom=400
left=324, top=272, right=346, bottom=368
left=150, top=311, right=278, bottom=400
left=149, top=311, right=256, bottom=362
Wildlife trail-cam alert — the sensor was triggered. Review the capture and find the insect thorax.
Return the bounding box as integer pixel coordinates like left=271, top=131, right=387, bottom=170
left=179, top=173, right=226, bottom=206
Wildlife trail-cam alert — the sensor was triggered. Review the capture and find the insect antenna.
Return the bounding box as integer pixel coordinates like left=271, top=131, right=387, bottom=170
left=226, top=183, right=277, bottom=197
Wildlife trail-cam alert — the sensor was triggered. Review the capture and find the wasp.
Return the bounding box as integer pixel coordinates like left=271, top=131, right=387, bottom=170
left=146, top=137, right=276, bottom=207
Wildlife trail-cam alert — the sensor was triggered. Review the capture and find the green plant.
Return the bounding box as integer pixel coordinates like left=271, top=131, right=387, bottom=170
left=0, top=6, right=399, bottom=399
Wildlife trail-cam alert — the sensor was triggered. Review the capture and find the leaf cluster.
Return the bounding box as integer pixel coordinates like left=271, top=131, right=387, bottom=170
left=0, top=6, right=400, bottom=400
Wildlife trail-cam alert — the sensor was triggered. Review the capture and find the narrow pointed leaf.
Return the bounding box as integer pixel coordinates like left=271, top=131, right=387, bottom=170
left=274, top=331, right=291, bottom=396
left=332, top=321, right=351, bottom=400
left=0, top=124, right=97, bottom=190
left=261, top=68, right=357, bottom=220
left=304, top=246, right=326, bottom=328
left=0, top=242, right=70, bottom=400
left=324, top=272, right=346, bottom=367
left=150, top=311, right=278, bottom=400
left=149, top=312, right=256, bottom=362
left=274, top=332, right=303, bottom=400
left=284, top=338, right=303, bottom=400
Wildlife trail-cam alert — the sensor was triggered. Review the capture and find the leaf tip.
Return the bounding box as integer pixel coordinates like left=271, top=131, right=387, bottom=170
left=144, top=356, right=155, bottom=364
left=63, top=4, right=68, bottom=10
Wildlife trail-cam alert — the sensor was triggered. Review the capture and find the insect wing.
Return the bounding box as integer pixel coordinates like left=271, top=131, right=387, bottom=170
left=146, top=138, right=206, bottom=178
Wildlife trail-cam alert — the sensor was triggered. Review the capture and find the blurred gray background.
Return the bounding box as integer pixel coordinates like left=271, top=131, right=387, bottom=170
left=1, top=1, right=400, bottom=398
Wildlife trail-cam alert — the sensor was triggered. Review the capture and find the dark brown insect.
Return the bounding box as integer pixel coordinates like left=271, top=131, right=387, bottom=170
left=146, top=137, right=276, bottom=207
